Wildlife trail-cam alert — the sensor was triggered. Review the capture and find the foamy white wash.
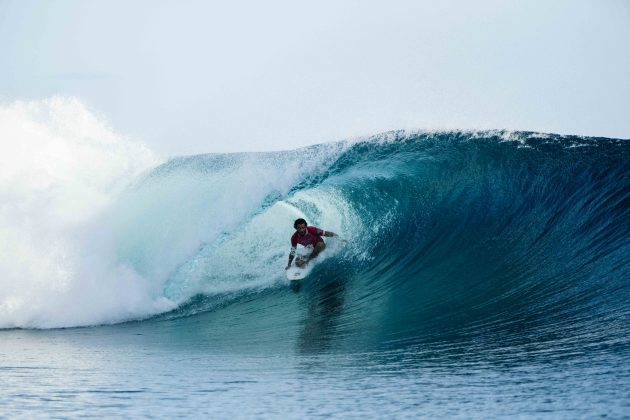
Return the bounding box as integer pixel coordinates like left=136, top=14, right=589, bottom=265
left=0, top=97, right=171, bottom=328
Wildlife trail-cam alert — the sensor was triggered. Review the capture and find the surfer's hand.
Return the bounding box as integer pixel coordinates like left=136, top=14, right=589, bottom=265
left=285, top=265, right=291, bottom=270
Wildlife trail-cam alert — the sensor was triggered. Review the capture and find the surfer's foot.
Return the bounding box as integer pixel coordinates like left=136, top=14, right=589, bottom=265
left=295, top=258, right=309, bottom=268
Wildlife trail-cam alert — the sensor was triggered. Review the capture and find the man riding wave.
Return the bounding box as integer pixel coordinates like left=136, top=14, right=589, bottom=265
left=286, top=218, right=339, bottom=270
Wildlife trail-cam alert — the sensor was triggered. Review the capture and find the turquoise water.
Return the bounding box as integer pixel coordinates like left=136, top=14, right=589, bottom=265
left=1, top=131, right=629, bottom=417
left=2, top=305, right=629, bottom=417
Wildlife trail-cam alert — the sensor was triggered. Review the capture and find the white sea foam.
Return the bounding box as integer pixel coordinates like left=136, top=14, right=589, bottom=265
left=0, top=97, right=170, bottom=328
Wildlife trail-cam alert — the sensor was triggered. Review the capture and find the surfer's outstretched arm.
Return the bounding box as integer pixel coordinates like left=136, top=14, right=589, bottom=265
left=324, top=230, right=346, bottom=242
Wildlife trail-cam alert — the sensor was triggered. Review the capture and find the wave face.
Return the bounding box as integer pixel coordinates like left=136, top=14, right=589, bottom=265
left=1, top=109, right=629, bottom=359
left=115, top=130, right=630, bottom=356
left=307, top=131, right=630, bottom=354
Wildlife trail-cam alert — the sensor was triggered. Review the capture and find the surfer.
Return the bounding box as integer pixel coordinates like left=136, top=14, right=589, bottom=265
left=286, top=218, right=338, bottom=269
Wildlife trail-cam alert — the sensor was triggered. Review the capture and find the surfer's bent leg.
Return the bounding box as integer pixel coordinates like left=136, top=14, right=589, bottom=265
left=310, top=241, right=325, bottom=259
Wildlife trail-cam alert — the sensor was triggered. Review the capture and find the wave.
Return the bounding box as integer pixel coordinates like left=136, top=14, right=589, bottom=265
left=161, top=130, right=627, bottom=354
left=1, top=101, right=628, bottom=354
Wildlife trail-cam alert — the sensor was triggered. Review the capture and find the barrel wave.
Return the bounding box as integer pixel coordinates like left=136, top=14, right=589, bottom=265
left=1, top=125, right=629, bottom=361
left=107, top=130, right=629, bottom=357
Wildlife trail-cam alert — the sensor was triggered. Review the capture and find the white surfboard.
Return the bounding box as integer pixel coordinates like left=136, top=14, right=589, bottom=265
left=286, top=244, right=317, bottom=281
left=285, top=261, right=314, bottom=281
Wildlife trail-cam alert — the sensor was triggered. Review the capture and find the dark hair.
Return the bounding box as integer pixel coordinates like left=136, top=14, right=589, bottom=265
left=294, top=218, right=307, bottom=229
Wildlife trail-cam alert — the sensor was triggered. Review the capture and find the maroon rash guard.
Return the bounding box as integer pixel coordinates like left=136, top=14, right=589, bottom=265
left=290, top=226, right=325, bottom=256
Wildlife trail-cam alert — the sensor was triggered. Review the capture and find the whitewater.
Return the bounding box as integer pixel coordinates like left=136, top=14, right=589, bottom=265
left=1, top=98, right=629, bottom=417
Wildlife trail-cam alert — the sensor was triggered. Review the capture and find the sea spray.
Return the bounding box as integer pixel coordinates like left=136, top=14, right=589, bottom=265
left=0, top=97, right=168, bottom=328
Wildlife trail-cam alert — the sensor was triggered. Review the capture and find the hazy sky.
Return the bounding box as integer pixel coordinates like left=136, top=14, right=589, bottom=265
left=1, top=0, right=629, bottom=156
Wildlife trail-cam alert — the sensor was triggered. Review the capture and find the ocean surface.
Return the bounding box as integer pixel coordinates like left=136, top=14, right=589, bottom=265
left=1, top=122, right=629, bottom=417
